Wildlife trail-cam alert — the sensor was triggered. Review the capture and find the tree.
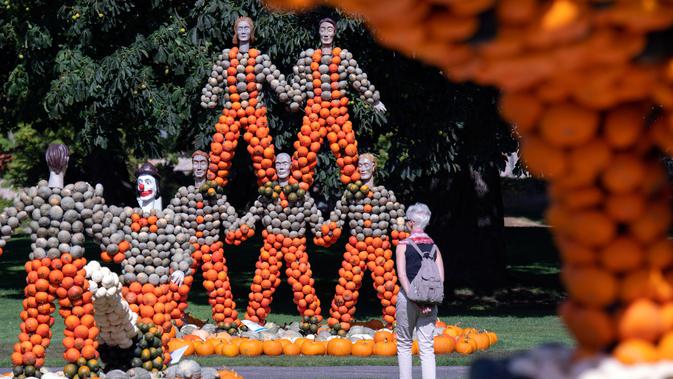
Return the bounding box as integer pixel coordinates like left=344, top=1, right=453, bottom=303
left=0, top=0, right=517, bottom=290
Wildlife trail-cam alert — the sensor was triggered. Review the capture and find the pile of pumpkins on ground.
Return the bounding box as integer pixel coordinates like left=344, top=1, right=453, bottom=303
left=168, top=318, right=498, bottom=358
left=1, top=360, right=243, bottom=379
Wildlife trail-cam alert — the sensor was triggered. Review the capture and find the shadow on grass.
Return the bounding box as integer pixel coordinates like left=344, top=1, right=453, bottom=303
left=0, top=225, right=563, bottom=322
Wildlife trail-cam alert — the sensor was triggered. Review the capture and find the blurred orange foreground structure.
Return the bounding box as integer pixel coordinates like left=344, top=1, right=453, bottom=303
left=266, top=0, right=673, bottom=365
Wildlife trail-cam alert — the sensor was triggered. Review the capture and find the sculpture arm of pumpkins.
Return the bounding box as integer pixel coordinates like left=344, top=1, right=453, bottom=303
left=81, top=183, right=107, bottom=244
left=387, top=191, right=409, bottom=246
left=313, top=195, right=348, bottom=247
left=96, top=205, right=130, bottom=264
left=224, top=198, right=263, bottom=245
left=284, top=53, right=311, bottom=112
left=303, top=193, right=339, bottom=245
left=342, top=49, right=386, bottom=112
left=0, top=187, right=34, bottom=257
left=168, top=211, right=194, bottom=286
left=200, top=50, right=229, bottom=109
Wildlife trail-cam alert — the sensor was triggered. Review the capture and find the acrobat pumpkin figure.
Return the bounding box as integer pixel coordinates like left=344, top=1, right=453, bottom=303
left=200, top=16, right=293, bottom=187
left=316, top=153, right=408, bottom=331
left=226, top=153, right=337, bottom=324
left=168, top=150, right=242, bottom=327
left=284, top=17, right=386, bottom=188
left=0, top=144, right=106, bottom=374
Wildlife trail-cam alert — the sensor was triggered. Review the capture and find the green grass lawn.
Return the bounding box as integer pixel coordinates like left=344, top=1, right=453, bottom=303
left=0, top=227, right=571, bottom=367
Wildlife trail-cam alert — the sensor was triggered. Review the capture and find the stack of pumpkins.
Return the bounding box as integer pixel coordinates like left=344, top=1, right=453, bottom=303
left=85, top=261, right=138, bottom=348
left=167, top=319, right=497, bottom=358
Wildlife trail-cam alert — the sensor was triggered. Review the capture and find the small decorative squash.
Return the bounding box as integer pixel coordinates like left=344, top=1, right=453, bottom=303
left=352, top=340, right=374, bottom=357
left=327, top=338, right=352, bottom=356
left=433, top=335, right=456, bottom=354
left=373, top=340, right=397, bottom=356
left=262, top=340, right=283, bottom=356
left=239, top=339, right=263, bottom=356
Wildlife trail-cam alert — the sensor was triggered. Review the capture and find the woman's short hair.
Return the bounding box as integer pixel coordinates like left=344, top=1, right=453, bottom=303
left=45, top=144, right=69, bottom=174
left=406, top=203, right=431, bottom=230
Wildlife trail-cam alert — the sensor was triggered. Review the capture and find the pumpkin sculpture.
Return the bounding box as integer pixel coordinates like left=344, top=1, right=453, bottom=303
left=200, top=16, right=291, bottom=187
left=168, top=151, right=242, bottom=327
left=267, top=0, right=673, bottom=366
left=226, top=153, right=336, bottom=324
left=282, top=17, right=386, bottom=188
left=97, top=207, right=193, bottom=365
left=0, top=164, right=106, bottom=375
left=316, top=154, right=409, bottom=331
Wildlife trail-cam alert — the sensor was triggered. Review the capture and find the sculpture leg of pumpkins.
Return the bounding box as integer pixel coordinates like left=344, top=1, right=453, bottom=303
left=290, top=48, right=359, bottom=189
left=246, top=231, right=321, bottom=324
left=122, top=282, right=175, bottom=365
left=329, top=236, right=398, bottom=331
left=207, top=47, right=276, bottom=188
left=11, top=255, right=99, bottom=376
left=198, top=241, right=238, bottom=325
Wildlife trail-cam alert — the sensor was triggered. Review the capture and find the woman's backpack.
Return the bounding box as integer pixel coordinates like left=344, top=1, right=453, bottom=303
left=405, top=240, right=444, bottom=305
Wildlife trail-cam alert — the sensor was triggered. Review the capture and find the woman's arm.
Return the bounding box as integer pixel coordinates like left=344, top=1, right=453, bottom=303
left=396, top=244, right=410, bottom=295
left=435, top=246, right=445, bottom=283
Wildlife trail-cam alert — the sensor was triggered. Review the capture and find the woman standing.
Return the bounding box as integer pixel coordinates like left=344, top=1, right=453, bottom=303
left=396, top=203, right=445, bottom=379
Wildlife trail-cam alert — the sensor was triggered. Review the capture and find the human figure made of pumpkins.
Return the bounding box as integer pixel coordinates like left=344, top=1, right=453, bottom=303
left=284, top=17, right=386, bottom=188
left=168, top=150, right=242, bottom=328
left=316, top=153, right=408, bottom=332
left=96, top=163, right=192, bottom=365
left=200, top=16, right=292, bottom=187
left=0, top=144, right=107, bottom=376
left=226, top=153, right=337, bottom=324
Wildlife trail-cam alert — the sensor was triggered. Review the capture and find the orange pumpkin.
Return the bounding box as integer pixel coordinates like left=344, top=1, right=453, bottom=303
left=455, top=336, right=474, bottom=355
left=301, top=340, right=326, bottom=356
left=373, top=340, right=397, bottom=356
left=220, top=343, right=239, bottom=357
left=262, top=340, right=283, bottom=356
left=283, top=342, right=301, bottom=355
left=327, top=338, right=352, bottom=356
left=352, top=340, right=374, bottom=357
left=434, top=335, right=456, bottom=354
left=239, top=339, right=263, bottom=356
left=194, top=340, right=215, bottom=356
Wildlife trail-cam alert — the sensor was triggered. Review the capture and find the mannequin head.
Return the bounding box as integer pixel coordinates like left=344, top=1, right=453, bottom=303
left=358, top=153, right=376, bottom=184
left=192, top=150, right=209, bottom=186
left=233, top=16, right=255, bottom=45
left=319, top=18, right=336, bottom=48
left=46, top=144, right=69, bottom=175
left=136, top=162, right=160, bottom=202
left=275, top=153, right=291, bottom=184
left=46, top=144, right=69, bottom=188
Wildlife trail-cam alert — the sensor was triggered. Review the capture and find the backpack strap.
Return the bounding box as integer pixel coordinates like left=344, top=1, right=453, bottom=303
left=407, top=239, right=434, bottom=260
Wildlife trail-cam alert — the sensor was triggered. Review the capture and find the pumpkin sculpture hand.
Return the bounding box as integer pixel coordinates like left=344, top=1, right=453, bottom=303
left=373, top=101, right=387, bottom=113
left=171, top=271, right=185, bottom=286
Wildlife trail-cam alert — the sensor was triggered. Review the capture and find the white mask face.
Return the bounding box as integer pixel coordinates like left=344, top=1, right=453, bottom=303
left=237, top=20, right=251, bottom=44
left=275, top=153, right=291, bottom=182
left=358, top=157, right=375, bottom=182
left=192, top=155, right=208, bottom=181
left=319, top=22, right=335, bottom=46
left=137, top=174, right=157, bottom=201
